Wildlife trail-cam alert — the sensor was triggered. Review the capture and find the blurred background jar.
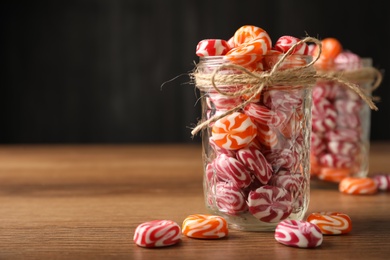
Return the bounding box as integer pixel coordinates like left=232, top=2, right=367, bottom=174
left=309, top=38, right=382, bottom=184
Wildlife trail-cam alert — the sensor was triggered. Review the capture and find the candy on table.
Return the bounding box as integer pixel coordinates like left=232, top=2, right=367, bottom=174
left=317, top=167, right=351, bottom=183
left=196, top=39, right=231, bottom=57
left=211, top=112, right=257, bottom=150
left=213, top=153, right=252, bottom=188
left=247, top=185, right=293, bottom=223
left=371, top=174, right=390, bottom=191
left=275, top=220, right=323, bottom=248
left=273, top=35, right=309, bottom=55
left=182, top=214, right=228, bottom=239
left=339, top=177, right=378, bottom=195
left=213, top=182, right=248, bottom=215
left=236, top=146, right=273, bottom=184
left=307, top=212, right=352, bottom=235
left=133, top=220, right=181, bottom=248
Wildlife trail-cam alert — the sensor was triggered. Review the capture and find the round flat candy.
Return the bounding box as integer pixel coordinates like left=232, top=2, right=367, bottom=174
left=214, top=182, right=248, bottom=215
left=212, top=112, right=257, bottom=150
left=232, top=25, right=272, bottom=48
left=133, top=220, right=181, bottom=248
left=372, top=174, right=390, bottom=191
left=274, top=35, right=309, bottom=55
left=182, top=214, right=228, bottom=239
left=339, top=177, right=378, bottom=195
left=307, top=212, right=352, bottom=235
left=248, top=185, right=293, bottom=223
left=196, top=39, right=231, bottom=56
left=275, top=220, right=323, bottom=248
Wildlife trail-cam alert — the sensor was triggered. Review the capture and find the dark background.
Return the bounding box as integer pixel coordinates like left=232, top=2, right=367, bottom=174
left=1, top=0, right=389, bottom=144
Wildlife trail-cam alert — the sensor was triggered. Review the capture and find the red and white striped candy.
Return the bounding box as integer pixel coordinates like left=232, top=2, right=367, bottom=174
left=278, top=110, right=303, bottom=138
left=327, top=141, right=358, bottom=157
left=334, top=99, right=362, bottom=114
left=334, top=51, right=362, bottom=70
left=133, top=220, right=181, bottom=248
left=336, top=113, right=360, bottom=128
left=214, top=153, right=252, bottom=188
left=255, top=123, right=279, bottom=148
left=307, top=212, right=352, bottom=235
left=263, top=89, right=303, bottom=111
left=244, top=103, right=287, bottom=127
left=214, top=182, right=248, bottom=215
left=208, top=91, right=242, bottom=110
left=312, top=82, right=339, bottom=101
left=371, top=174, right=390, bottom=191
left=209, top=137, right=236, bottom=157
left=275, top=220, right=323, bottom=248
left=212, top=112, right=258, bottom=150
left=269, top=174, right=304, bottom=194
left=264, top=148, right=299, bottom=171
left=325, top=128, right=360, bottom=143
left=196, top=39, right=231, bottom=57
left=236, top=147, right=273, bottom=184
left=248, top=185, right=293, bottom=223
left=312, top=98, right=337, bottom=132
left=319, top=153, right=354, bottom=168
left=274, top=35, right=309, bottom=55
left=310, top=132, right=326, bottom=156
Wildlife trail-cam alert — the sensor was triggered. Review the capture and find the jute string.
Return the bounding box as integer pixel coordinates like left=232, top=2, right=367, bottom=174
left=190, top=36, right=382, bottom=136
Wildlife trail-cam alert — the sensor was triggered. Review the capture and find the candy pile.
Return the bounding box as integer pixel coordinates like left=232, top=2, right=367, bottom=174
left=309, top=37, right=371, bottom=183
left=197, top=25, right=313, bottom=228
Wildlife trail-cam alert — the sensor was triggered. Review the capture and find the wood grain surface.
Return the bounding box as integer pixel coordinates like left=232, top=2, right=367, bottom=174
left=1, top=143, right=390, bottom=259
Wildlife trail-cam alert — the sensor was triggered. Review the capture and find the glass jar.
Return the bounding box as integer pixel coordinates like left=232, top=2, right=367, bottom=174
left=310, top=57, right=375, bottom=184
left=194, top=54, right=315, bottom=231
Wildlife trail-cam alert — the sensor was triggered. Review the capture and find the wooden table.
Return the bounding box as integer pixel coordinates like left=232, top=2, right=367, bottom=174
left=1, top=142, right=390, bottom=259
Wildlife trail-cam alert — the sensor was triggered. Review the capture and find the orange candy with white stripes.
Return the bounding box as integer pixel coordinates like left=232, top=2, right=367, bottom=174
left=307, top=212, right=352, bottom=235
left=339, top=177, right=378, bottom=195
left=211, top=112, right=257, bottom=150
left=182, top=214, right=228, bottom=239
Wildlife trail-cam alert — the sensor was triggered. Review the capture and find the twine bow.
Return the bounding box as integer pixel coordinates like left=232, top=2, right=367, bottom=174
left=190, top=37, right=382, bottom=136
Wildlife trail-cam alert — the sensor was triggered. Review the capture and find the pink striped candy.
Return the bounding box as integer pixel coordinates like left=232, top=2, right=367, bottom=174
left=319, top=153, right=354, bottom=168
left=133, top=220, right=181, bottom=248
left=214, top=153, right=252, bottom=188
left=236, top=146, right=273, bottom=184
left=264, top=148, right=299, bottom=172
left=312, top=98, right=337, bottom=132
left=255, top=123, right=279, bottom=148
left=312, top=82, right=339, bottom=101
left=372, top=174, right=390, bottom=191
left=248, top=185, right=293, bottom=223
left=334, top=51, right=362, bottom=70
left=275, top=220, right=323, bottom=248
left=274, top=35, right=309, bottom=55
left=196, top=39, right=231, bottom=57
left=327, top=141, right=358, bottom=157
left=214, top=182, right=248, bottom=215
left=208, top=91, right=242, bottom=110
left=263, top=89, right=303, bottom=112
left=325, top=128, right=360, bottom=143
left=244, top=103, right=287, bottom=127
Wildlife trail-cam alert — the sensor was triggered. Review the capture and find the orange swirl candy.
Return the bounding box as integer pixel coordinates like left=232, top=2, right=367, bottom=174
left=182, top=214, right=228, bottom=239
left=212, top=112, right=257, bottom=150
left=312, top=37, right=343, bottom=68
left=339, top=177, right=378, bottom=195
left=307, top=212, right=352, bottom=235
left=232, top=25, right=272, bottom=48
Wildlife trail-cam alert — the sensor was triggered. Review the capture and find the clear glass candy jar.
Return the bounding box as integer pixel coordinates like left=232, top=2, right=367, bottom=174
left=194, top=54, right=315, bottom=231
left=310, top=56, right=377, bottom=183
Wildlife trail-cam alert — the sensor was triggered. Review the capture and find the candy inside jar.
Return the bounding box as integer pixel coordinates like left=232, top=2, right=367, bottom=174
left=194, top=52, right=315, bottom=231
left=308, top=37, right=381, bottom=184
